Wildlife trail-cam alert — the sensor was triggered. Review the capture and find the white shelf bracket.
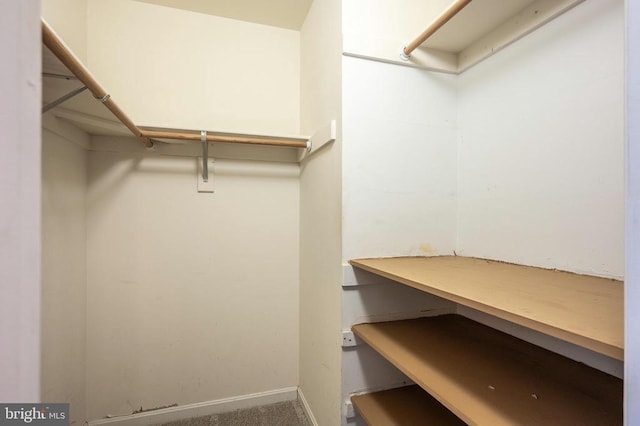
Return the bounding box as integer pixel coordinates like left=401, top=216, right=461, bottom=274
left=342, top=330, right=361, bottom=348
left=298, top=119, right=336, bottom=162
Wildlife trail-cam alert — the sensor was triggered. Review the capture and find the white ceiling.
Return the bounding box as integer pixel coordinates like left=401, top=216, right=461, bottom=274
left=134, top=0, right=313, bottom=30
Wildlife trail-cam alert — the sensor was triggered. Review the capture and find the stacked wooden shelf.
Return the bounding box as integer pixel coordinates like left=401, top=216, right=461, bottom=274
left=348, top=256, right=624, bottom=425
left=352, top=315, right=622, bottom=425
left=351, top=385, right=465, bottom=426
left=350, top=256, right=623, bottom=360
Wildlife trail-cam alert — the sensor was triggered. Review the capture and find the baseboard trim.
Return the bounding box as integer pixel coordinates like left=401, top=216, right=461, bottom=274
left=88, top=387, right=298, bottom=426
left=297, top=388, right=318, bottom=426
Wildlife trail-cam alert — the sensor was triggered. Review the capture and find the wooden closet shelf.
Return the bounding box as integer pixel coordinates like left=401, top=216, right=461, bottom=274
left=349, top=256, right=623, bottom=360
left=352, top=385, right=465, bottom=426
left=352, top=315, right=622, bottom=426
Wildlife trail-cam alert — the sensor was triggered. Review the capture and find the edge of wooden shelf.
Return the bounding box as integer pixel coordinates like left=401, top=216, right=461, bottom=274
left=352, top=315, right=622, bottom=426
left=352, top=385, right=465, bottom=426
left=349, top=256, right=623, bottom=360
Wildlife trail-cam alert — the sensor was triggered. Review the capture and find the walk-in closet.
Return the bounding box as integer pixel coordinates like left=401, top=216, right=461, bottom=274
left=1, top=0, right=638, bottom=425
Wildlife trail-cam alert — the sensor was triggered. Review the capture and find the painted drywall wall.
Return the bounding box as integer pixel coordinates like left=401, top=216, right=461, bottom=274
left=134, top=0, right=313, bottom=31
left=0, top=0, right=41, bottom=402
left=340, top=56, right=458, bottom=425
left=298, top=0, right=343, bottom=424
left=626, top=0, right=640, bottom=422
left=42, top=0, right=88, bottom=62
left=85, top=140, right=300, bottom=420
left=342, top=0, right=452, bottom=49
left=456, top=0, right=624, bottom=278
left=342, top=57, right=458, bottom=261
left=341, top=8, right=458, bottom=422
left=41, top=122, right=88, bottom=425
left=85, top=0, right=300, bottom=136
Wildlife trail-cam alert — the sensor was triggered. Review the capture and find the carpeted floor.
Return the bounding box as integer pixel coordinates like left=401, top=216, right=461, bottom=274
left=158, top=401, right=312, bottom=426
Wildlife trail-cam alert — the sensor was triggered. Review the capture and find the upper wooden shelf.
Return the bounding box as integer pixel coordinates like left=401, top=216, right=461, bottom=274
left=349, top=256, right=623, bottom=360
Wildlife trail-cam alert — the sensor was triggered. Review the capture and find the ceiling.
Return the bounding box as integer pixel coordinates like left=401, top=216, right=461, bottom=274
left=134, top=0, right=313, bottom=30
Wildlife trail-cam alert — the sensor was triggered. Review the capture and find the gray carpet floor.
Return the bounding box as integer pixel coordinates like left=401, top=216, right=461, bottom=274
left=159, top=401, right=311, bottom=426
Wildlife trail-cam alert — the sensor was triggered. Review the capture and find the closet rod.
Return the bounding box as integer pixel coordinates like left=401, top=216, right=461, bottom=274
left=139, top=130, right=308, bottom=148
left=42, top=19, right=309, bottom=150
left=401, top=0, right=472, bottom=59
left=41, top=19, right=153, bottom=148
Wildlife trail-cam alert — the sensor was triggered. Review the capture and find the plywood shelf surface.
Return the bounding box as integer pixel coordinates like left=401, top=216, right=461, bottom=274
left=349, top=256, right=623, bottom=360
left=352, top=385, right=465, bottom=426
left=352, top=315, right=622, bottom=426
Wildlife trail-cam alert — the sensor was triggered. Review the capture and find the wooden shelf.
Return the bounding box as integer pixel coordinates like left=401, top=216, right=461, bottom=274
left=349, top=256, right=623, bottom=360
left=352, top=385, right=465, bottom=426
left=352, top=315, right=622, bottom=426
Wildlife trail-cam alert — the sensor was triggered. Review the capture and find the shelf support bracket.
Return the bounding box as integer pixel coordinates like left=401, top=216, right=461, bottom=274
left=201, top=131, right=208, bottom=183
left=197, top=131, right=214, bottom=193
left=298, top=119, right=337, bottom=162
left=42, top=85, right=88, bottom=114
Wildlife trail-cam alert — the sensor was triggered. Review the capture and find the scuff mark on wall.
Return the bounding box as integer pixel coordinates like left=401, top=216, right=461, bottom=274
left=419, top=244, right=437, bottom=255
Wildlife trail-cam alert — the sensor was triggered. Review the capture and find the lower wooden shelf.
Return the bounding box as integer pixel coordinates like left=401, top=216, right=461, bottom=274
left=352, top=315, right=622, bottom=426
left=352, top=385, right=465, bottom=426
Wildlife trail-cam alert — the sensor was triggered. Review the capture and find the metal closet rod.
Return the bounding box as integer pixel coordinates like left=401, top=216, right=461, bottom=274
left=41, top=19, right=308, bottom=150
left=402, top=0, right=473, bottom=59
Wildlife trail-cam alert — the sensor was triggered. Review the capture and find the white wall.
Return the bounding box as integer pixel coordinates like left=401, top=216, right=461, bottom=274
left=86, top=0, right=300, bottom=136
left=340, top=56, right=459, bottom=425
left=298, top=0, right=343, bottom=424
left=41, top=121, right=88, bottom=425
left=342, top=0, right=451, bottom=44
left=342, top=57, right=458, bottom=260
left=84, top=140, right=300, bottom=420
left=340, top=5, right=458, bottom=424
left=42, top=0, right=87, bottom=62
left=626, top=0, right=640, bottom=422
left=457, top=0, right=624, bottom=278
left=0, top=0, right=41, bottom=402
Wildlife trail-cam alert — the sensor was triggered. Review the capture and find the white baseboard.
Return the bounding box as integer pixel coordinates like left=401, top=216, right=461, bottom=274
left=88, top=387, right=298, bottom=426
left=297, top=388, right=318, bottom=426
